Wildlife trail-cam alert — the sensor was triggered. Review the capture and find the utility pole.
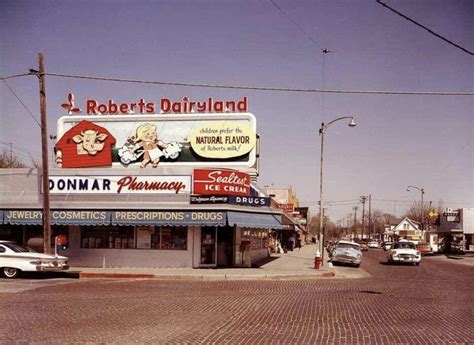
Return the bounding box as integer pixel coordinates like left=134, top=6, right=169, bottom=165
left=360, top=196, right=367, bottom=240
left=368, top=194, right=372, bottom=239
left=38, top=53, right=51, bottom=254
left=352, top=206, right=358, bottom=239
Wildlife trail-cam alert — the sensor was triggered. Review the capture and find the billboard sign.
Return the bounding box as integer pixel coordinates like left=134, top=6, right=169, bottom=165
left=56, top=113, right=257, bottom=169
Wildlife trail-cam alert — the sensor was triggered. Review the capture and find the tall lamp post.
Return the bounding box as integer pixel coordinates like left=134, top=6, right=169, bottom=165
left=319, top=116, right=356, bottom=265
left=406, top=185, right=425, bottom=238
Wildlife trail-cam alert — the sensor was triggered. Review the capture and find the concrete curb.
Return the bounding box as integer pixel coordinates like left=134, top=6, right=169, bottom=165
left=76, top=271, right=336, bottom=280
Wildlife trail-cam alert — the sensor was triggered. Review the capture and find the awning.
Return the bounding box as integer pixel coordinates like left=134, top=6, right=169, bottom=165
left=4, top=210, right=42, bottom=225
left=50, top=210, right=111, bottom=226
left=111, top=211, right=227, bottom=226
left=227, top=211, right=283, bottom=229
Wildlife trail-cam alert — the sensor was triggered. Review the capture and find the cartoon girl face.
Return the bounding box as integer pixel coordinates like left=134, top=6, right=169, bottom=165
left=143, top=129, right=157, bottom=142
left=135, top=123, right=158, bottom=142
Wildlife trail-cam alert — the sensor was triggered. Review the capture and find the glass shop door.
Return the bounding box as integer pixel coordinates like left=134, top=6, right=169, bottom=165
left=200, top=227, right=217, bottom=267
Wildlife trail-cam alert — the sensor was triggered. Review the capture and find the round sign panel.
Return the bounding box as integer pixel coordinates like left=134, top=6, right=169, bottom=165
left=189, top=121, right=256, bottom=159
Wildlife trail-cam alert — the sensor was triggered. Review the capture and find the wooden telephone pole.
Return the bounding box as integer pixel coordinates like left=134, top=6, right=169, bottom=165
left=38, top=53, right=51, bottom=254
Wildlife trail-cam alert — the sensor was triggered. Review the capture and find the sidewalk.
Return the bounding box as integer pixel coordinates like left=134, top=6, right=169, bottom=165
left=69, top=244, right=370, bottom=280
left=425, top=253, right=474, bottom=267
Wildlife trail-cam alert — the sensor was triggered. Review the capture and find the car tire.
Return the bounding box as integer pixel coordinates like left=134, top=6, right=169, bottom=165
left=415, top=262, right=420, bottom=266
left=354, top=264, right=360, bottom=268
left=2, top=267, right=21, bottom=279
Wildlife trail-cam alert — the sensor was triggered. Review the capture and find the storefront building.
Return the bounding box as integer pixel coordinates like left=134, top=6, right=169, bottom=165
left=0, top=95, right=293, bottom=268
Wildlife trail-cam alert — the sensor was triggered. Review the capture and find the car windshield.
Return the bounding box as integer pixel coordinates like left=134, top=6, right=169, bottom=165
left=336, top=243, right=359, bottom=250
left=2, top=243, right=36, bottom=253
left=393, top=242, right=415, bottom=249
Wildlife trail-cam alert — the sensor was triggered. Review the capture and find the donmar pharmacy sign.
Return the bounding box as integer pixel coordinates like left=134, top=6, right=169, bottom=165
left=47, top=175, right=191, bottom=194
left=55, top=94, right=257, bottom=169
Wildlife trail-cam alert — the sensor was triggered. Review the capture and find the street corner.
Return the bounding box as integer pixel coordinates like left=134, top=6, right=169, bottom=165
left=325, top=263, right=372, bottom=279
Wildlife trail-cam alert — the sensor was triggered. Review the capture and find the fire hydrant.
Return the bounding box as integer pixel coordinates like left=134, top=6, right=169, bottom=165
left=314, top=250, right=322, bottom=269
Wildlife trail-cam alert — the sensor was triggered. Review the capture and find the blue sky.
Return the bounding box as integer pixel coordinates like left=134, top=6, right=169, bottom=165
left=1, top=0, right=472, bottom=221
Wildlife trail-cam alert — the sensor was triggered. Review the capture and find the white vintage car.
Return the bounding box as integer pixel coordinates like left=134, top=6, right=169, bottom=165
left=330, top=240, right=363, bottom=268
left=387, top=240, right=421, bottom=265
left=0, top=241, right=69, bottom=279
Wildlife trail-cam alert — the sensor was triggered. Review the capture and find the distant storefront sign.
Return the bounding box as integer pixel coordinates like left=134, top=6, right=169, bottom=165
left=277, top=203, right=294, bottom=213
left=193, top=169, right=250, bottom=196
left=47, top=175, right=191, bottom=194
left=443, top=208, right=460, bottom=222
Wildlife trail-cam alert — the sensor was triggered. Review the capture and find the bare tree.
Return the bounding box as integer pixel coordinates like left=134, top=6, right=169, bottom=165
left=0, top=149, right=29, bottom=168
left=403, top=200, right=431, bottom=224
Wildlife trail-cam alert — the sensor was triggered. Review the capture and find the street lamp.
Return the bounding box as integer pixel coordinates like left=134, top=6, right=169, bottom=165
left=319, top=116, right=356, bottom=266
left=406, top=185, right=425, bottom=237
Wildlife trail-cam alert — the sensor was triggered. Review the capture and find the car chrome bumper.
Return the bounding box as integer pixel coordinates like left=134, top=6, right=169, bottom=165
left=36, top=265, right=70, bottom=272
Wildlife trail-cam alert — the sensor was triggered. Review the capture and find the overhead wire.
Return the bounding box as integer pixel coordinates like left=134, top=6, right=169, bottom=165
left=269, top=0, right=324, bottom=51
left=376, top=0, right=474, bottom=56
left=0, top=71, right=472, bottom=96
left=40, top=72, right=474, bottom=96
left=1, top=79, right=42, bottom=127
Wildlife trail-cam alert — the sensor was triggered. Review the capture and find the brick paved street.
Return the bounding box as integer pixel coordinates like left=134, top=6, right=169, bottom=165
left=1, top=250, right=472, bottom=344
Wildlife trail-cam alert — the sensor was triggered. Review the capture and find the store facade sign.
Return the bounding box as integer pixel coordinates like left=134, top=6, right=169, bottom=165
left=56, top=113, right=257, bottom=169
left=48, top=175, right=191, bottom=194
left=189, top=195, right=271, bottom=207
left=62, top=93, right=248, bottom=115
left=190, top=195, right=229, bottom=204
left=111, top=211, right=226, bottom=226
left=193, top=169, right=250, bottom=196
left=3, top=210, right=111, bottom=225
left=228, top=196, right=271, bottom=207
left=4, top=210, right=43, bottom=225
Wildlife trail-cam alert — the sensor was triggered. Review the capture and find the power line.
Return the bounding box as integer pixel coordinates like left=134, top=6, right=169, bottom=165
left=43, top=72, right=473, bottom=96
left=376, top=0, right=474, bottom=56
left=1, top=79, right=42, bottom=127
left=0, top=73, right=32, bottom=81
left=269, top=0, right=324, bottom=51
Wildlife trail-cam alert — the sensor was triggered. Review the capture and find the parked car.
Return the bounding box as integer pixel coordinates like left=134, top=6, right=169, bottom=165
left=382, top=241, right=393, bottom=251
left=0, top=241, right=69, bottom=279
left=387, top=240, right=421, bottom=265
left=368, top=241, right=379, bottom=248
left=330, top=240, right=362, bottom=268
left=354, top=240, right=369, bottom=251
left=416, top=243, right=433, bottom=256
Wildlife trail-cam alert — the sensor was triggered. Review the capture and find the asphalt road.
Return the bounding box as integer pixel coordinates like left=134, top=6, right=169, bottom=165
left=1, top=250, right=472, bottom=344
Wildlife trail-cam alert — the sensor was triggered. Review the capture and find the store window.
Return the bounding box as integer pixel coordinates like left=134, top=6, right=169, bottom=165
left=81, top=226, right=134, bottom=249
left=81, top=226, right=187, bottom=250
left=241, top=228, right=268, bottom=250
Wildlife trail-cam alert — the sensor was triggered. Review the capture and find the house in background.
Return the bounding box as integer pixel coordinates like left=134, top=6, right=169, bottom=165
left=383, top=217, right=422, bottom=243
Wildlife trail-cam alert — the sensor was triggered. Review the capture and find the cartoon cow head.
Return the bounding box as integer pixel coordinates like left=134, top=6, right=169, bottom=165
left=72, top=130, right=108, bottom=156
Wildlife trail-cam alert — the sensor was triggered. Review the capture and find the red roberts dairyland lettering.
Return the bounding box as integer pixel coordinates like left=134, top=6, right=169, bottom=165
left=161, top=97, right=248, bottom=114
left=86, top=99, right=155, bottom=115
left=116, top=176, right=186, bottom=194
